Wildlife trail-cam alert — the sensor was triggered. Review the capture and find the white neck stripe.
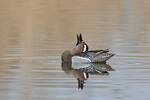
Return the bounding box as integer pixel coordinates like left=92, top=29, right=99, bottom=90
left=83, top=45, right=87, bottom=52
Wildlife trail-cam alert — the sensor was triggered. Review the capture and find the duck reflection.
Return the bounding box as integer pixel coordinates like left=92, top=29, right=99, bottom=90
left=61, top=62, right=114, bottom=90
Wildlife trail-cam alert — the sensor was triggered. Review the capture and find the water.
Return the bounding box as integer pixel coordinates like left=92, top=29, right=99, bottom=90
left=0, top=0, right=150, bottom=100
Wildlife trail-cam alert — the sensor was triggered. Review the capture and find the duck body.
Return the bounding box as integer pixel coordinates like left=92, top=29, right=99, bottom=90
left=72, top=49, right=114, bottom=63
left=61, top=34, right=115, bottom=63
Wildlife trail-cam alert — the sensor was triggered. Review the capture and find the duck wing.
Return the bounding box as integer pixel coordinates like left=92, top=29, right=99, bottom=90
left=75, top=49, right=114, bottom=63
left=88, top=49, right=109, bottom=53
left=75, top=49, right=109, bottom=58
left=75, top=51, right=94, bottom=60
left=92, top=51, right=115, bottom=62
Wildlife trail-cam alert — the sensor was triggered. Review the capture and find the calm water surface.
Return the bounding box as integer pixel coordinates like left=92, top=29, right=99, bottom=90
left=0, top=0, right=150, bottom=100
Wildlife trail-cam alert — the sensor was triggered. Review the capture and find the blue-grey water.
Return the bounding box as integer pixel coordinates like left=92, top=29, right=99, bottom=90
left=0, top=0, right=150, bottom=100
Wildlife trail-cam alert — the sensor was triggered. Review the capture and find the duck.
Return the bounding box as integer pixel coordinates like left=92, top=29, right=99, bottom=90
left=61, top=34, right=115, bottom=63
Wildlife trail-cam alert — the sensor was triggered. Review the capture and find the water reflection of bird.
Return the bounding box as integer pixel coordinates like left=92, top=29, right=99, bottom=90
left=61, top=62, right=114, bottom=90
left=61, top=62, right=88, bottom=90
left=73, top=62, right=115, bottom=74
left=61, top=34, right=115, bottom=63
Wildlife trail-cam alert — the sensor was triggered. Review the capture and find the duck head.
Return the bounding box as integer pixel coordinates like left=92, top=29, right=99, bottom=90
left=71, top=34, right=89, bottom=55
left=76, top=34, right=89, bottom=52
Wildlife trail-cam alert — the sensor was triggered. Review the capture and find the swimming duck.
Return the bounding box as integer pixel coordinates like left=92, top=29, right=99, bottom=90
left=61, top=34, right=114, bottom=63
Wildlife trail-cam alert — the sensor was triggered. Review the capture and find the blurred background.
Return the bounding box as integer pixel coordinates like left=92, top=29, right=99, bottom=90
left=0, top=0, right=150, bottom=100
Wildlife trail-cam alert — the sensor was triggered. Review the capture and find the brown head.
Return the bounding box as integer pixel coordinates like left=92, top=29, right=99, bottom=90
left=76, top=34, right=88, bottom=51
left=71, top=34, right=89, bottom=55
